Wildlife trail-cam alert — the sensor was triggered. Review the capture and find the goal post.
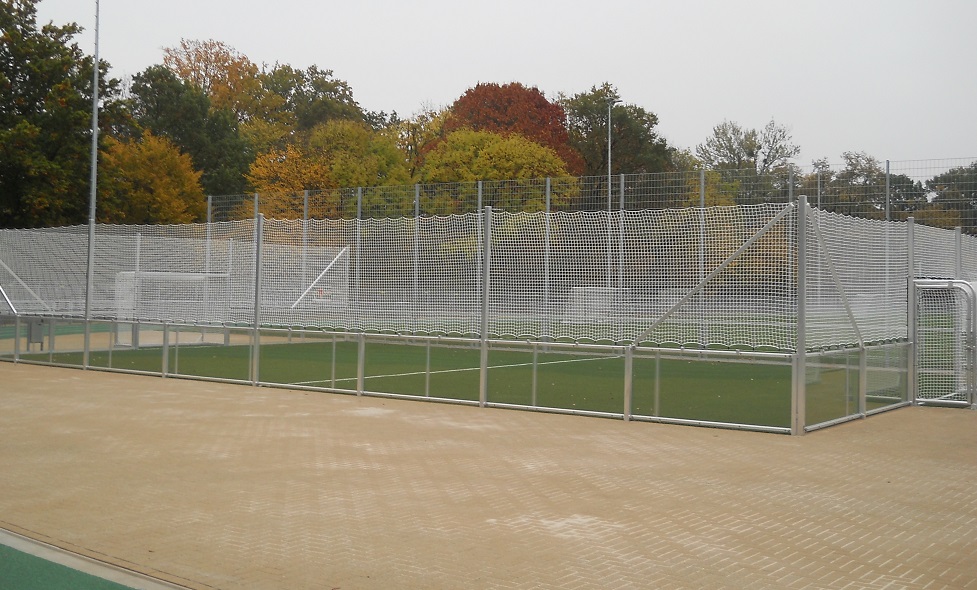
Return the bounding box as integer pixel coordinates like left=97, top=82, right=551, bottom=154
left=563, top=286, right=631, bottom=322
left=114, top=271, right=231, bottom=347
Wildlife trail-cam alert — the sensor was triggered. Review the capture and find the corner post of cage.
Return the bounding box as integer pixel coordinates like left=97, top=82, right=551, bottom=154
left=205, top=194, right=213, bottom=271
left=792, top=195, right=808, bottom=435
left=251, top=214, right=264, bottom=386
left=606, top=184, right=612, bottom=291
left=698, top=169, right=707, bottom=345
left=907, top=217, right=917, bottom=404
left=83, top=221, right=95, bottom=369
left=479, top=206, right=492, bottom=407
left=253, top=192, right=259, bottom=219
left=477, top=180, right=483, bottom=212
left=858, top=345, right=868, bottom=416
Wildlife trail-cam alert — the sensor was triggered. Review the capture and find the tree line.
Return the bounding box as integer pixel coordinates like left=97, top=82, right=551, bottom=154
left=2, top=0, right=974, bottom=230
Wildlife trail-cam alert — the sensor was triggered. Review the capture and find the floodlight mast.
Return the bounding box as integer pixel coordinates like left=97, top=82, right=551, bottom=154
left=606, top=95, right=620, bottom=290
left=83, top=0, right=100, bottom=366
left=606, top=96, right=620, bottom=213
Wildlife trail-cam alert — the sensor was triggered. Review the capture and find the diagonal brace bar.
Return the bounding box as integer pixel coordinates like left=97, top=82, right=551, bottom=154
left=290, top=246, right=350, bottom=309
left=0, top=282, right=16, bottom=314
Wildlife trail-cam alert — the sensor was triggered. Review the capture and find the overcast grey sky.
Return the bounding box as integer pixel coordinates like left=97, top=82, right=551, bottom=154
left=36, top=0, right=977, bottom=166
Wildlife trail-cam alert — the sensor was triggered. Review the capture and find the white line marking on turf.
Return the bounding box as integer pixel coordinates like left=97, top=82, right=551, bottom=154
left=292, top=355, right=621, bottom=387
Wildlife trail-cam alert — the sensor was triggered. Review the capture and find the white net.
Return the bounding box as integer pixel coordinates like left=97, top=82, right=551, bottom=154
left=805, top=210, right=909, bottom=349
left=915, top=287, right=970, bottom=403
left=2, top=202, right=975, bottom=352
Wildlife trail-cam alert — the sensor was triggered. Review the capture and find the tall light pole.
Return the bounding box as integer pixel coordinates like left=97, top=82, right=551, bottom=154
left=606, top=95, right=619, bottom=290
left=606, top=96, right=619, bottom=213
left=83, top=0, right=100, bottom=367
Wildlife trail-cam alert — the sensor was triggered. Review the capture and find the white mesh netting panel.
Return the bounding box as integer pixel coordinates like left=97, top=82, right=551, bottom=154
left=487, top=203, right=796, bottom=349
left=0, top=226, right=89, bottom=315
left=98, top=222, right=258, bottom=324
left=259, top=218, right=355, bottom=330
left=622, top=204, right=797, bottom=349
left=913, top=223, right=959, bottom=279
left=0, top=221, right=258, bottom=324
left=962, top=235, right=977, bottom=281
left=805, top=210, right=909, bottom=348
left=258, top=215, right=483, bottom=335
left=6, top=202, right=974, bottom=352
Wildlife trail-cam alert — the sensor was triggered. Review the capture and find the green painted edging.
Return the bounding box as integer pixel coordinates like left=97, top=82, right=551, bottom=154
left=0, top=544, right=135, bottom=590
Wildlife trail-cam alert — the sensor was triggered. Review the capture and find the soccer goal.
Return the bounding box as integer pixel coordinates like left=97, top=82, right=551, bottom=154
left=913, top=279, right=977, bottom=408
left=114, top=271, right=230, bottom=347
left=563, top=286, right=630, bottom=322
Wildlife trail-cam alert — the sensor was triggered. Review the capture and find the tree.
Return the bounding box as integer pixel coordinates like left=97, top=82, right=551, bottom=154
left=696, top=119, right=800, bottom=177
left=98, top=131, right=206, bottom=224
left=162, top=38, right=262, bottom=124
left=0, top=0, right=119, bottom=228
left=393, top=105, right=449, bottom=180
left=825, top=151, right=886, bottom=216
left=927, top=162, right=977, bottom=232
left=246, top=143, right=334, bottom=218
left=695, top=119, right=800, bottom=204
left=307, top=119, right=410, bottom=189
left=420, top=129, right=569, bottom=183
left=444, top=82, right=584, bottom=174
left=418, top=129, right=572, bottom=212
left=560, top=83, right=672, bottom=209
left=260, top=64, right=363, bottom=132
left=128, top=65, right=252, bottom=195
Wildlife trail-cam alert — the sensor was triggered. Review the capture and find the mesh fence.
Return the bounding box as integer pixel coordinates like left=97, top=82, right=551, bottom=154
left=207, top=159, right=977, bottom=239
left=5, top=198, right=977, bottom=352
left=806, top=211, right=909, bottom=348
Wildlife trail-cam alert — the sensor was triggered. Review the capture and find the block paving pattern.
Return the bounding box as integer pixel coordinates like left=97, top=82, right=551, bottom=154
left=1, top=362, right=975, bottom=589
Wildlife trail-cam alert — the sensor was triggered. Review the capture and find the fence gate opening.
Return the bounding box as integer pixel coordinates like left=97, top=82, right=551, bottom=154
left=914, top=280, right=977, bottom=408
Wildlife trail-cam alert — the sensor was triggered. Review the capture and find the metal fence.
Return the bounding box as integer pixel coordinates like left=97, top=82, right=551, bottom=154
left=2, top=164, right=977, bottom=434
left=208, top=158, right=977, bottom=232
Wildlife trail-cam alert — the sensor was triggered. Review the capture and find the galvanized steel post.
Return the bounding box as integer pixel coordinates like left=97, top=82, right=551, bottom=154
left=793, top=196, right=808, bottom=434
left=479, top=206, right=492, bottom=407
left=251, top=215, right=263, bottom=386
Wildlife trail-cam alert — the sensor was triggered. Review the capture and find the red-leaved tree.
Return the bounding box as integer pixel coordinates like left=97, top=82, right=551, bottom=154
left=443, top=82, right=585, bottom=175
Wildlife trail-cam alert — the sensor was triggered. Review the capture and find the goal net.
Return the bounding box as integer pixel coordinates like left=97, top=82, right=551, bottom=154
left=114, top=269, right=230, bottom=329
left=564, top=287, right=630, bottom=322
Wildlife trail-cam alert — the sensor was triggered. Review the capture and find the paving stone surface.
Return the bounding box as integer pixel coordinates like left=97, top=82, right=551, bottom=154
left=1, top=362, right=975, bottom=589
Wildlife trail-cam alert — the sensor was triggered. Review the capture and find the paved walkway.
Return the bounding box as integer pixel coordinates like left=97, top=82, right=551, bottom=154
left=1, top=362, right=975, bottom=590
